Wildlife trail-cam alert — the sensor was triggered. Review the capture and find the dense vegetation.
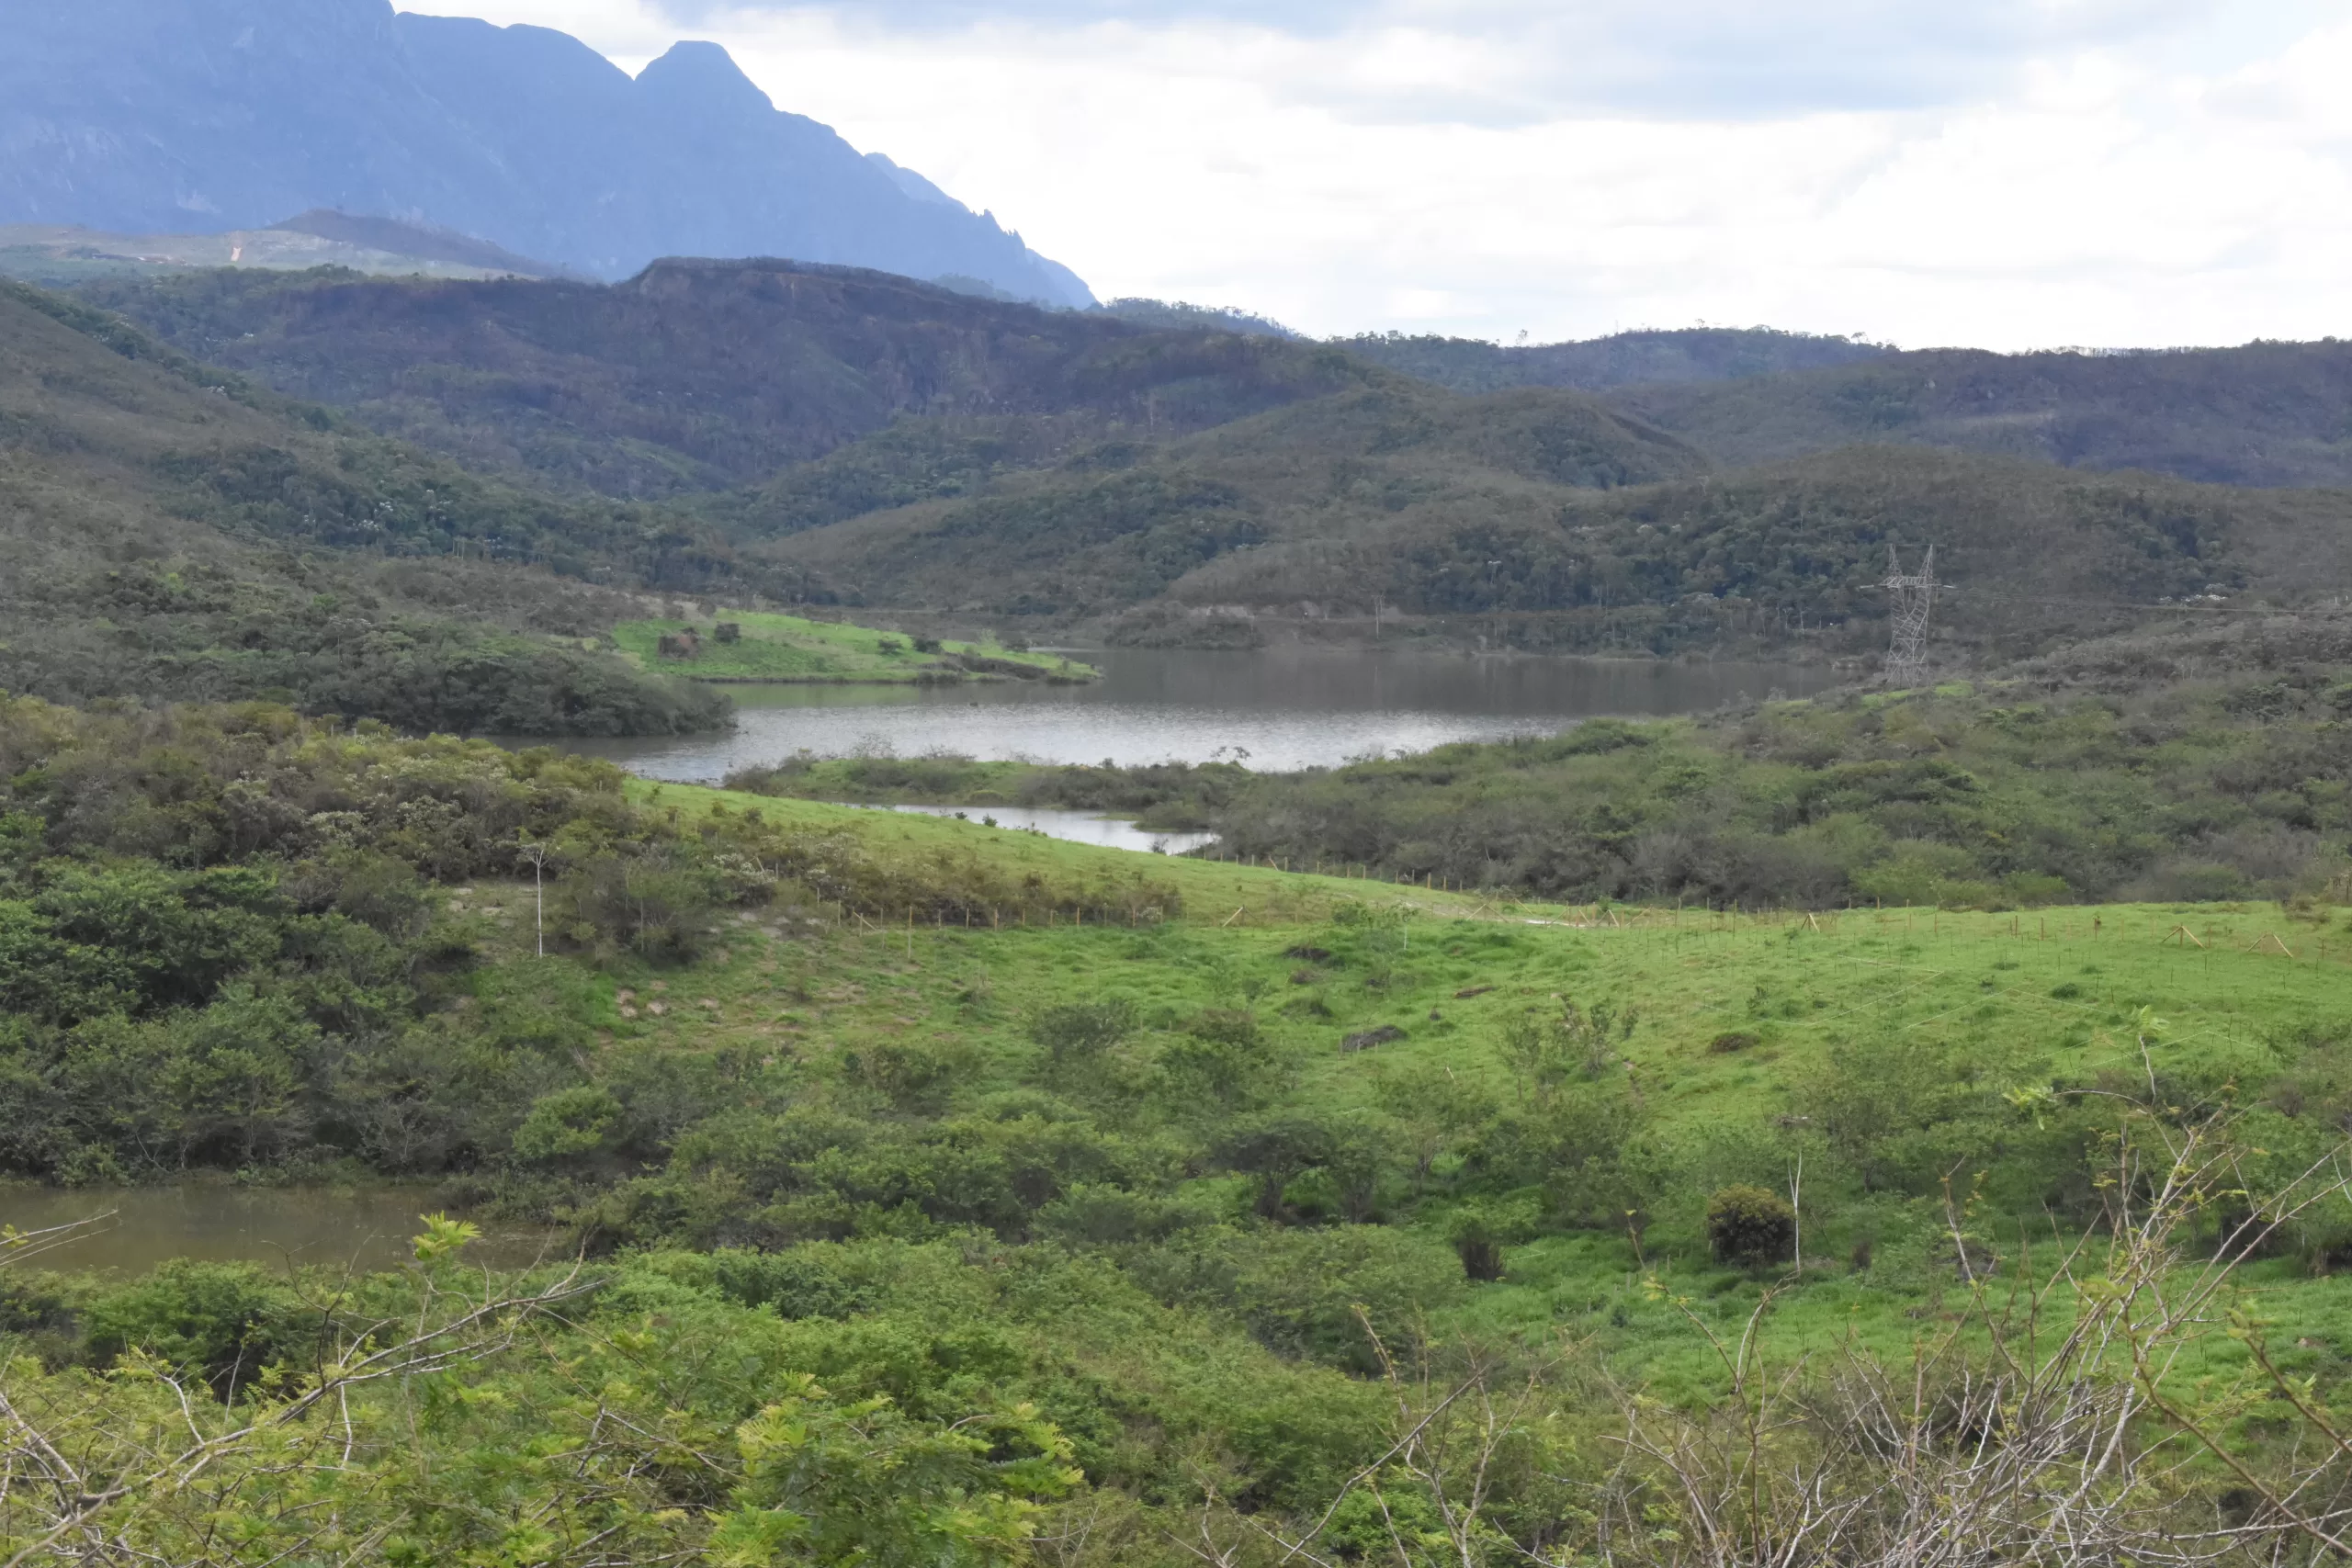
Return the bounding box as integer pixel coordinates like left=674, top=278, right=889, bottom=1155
left=757, top=414, right=2342, bottom=658
left=1093, top=296, right=1303, bottom=338
left=717, top=616, right=2352, bottom=907
left=72, top=261, right=1378, bottom=501
left=9, top=690, right=2352, bottom=1561
left=1611, top=339, right=2352, bottom=487
left=1210, top=684, right=2347, bottom=906
left=752, top=381, right=1713, bottom=622
left=0, top=277, right=747, bottom=733
left=1338, top=325, right=1889, bottom=393
left=60, top=265, right=2352, bottom=656
left=0, top=698, right=1196, bottom=1184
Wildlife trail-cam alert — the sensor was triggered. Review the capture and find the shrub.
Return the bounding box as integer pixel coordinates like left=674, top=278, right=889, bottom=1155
left=1706, top=1184, right=1795, bottom=1268
left=511, top=1086, right=624, bottom=1166
left=1035, top=1184, right=1213, bottom=1245
left=1445, top=1198, right=1539, bottom=1282
left=553, top=850, right=730, bottom=961
left=706, top=1247, right=874, bottom=1319
left=1707, top=1031, right=1760, bottom=1055
left=1030, top=998, right=1137, bottom=1066
left=1133, top=1224, right=1461, bottom=1370
left=1187, top=1008, right=1261, bottom=1048
left=911, top=637, right=944, bottom=654
left=82, top=1260, right=308, bottom=1400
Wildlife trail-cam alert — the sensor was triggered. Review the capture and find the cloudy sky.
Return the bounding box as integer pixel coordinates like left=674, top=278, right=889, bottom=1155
left=401, top=0, right=2351, bottom=349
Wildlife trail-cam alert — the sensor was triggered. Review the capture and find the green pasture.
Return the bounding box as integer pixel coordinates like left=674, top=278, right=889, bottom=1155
left=609, top=608, right=1094, bottom=683
left=572, top=783, right=2352, bottom=1384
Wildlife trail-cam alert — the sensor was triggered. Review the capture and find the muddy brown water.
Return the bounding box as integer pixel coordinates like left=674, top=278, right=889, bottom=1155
left=560, top=647, right=1835, bottom=782
left=2, top=1186, right=563, bottom=1277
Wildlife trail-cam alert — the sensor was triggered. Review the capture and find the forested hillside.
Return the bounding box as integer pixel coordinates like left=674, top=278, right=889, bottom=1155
left=757, top=416, right=2348, bottom=658
left=74, top=260, right=1377, bottom=500
left=750, top=380, right=1710, bottom=622
left=1611, top=340, right=2352, bottom=487
left=70, top=263, right=2352, bottom=656
left=0, top=279, right=735, bottom=732
left=1340, top=324, right=1891, bottom=392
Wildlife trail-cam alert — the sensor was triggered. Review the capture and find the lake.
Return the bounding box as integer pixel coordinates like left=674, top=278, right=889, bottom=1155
left=1, top=1186, right=563, bottom=1277
left=563, top=647, right=1833, bottom=781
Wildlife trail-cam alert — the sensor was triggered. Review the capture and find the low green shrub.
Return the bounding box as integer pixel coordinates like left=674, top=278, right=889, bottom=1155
left=1706, top=1184, right=1794, bottom=1268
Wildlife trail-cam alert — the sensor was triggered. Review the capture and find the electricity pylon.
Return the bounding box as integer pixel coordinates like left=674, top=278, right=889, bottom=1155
left=1883, top=544, right=1937, bottom=685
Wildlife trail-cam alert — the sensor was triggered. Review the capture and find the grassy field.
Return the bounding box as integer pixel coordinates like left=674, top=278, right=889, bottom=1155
left=576, top=781, right=2352, bottom=1389
left=610, top=609, right=1096, bottom=683
left=14, top=718, right=2352, bottom=1558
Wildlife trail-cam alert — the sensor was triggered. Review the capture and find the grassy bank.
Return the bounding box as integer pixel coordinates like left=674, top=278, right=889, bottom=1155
left=611, top=608, right=1096, bottom=683
left=721, top=751, right=1246, bottom=827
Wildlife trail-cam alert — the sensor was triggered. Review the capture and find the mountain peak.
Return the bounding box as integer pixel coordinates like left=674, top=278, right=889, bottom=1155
left=0, top=6, right=1093, bottom=306
left=633, top=39, right=774, bottom=115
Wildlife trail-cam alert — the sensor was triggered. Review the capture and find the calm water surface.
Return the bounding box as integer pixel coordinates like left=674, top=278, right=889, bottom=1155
left=568, top=647, right=1832, bottom=780
left=885, top=804, right=1217, bottom=856
left=2, top=1187, right=562, bottom=1276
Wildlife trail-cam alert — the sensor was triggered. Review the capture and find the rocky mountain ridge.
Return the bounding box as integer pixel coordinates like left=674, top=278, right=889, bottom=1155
left=0, top=0, right=1091, bottom=305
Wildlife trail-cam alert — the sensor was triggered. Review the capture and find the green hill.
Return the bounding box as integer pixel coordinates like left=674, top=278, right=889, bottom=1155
left=0, top=279, right=733, bottom=734
left=753, top=421, right=2350, bottom=657
left=1348, top=445, right=2351, bottom=657
left=749, top=380, right=1711, bottom=620
left=608, top=608, right=1094, bottom=683
left=1611, top=341, right=2352, bottom=487
left=53, top=263, right=2352, bottom=661
left=71, top=260, right=1380, bottom=501
left=1338, top=324, right=1891, bottom=393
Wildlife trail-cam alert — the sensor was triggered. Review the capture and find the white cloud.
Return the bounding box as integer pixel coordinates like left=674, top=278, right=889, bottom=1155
left=401, top=1, right=2352, bottom=348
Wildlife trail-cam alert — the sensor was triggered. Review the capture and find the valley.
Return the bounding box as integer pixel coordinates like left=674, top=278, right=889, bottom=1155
left=5, top=254, right=2352, bottom=1563
left=53, top=261, right=2351, bottom=670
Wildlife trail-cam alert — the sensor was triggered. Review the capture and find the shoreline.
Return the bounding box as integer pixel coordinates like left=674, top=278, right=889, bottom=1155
left=669, top=671, right=1100, bottom=687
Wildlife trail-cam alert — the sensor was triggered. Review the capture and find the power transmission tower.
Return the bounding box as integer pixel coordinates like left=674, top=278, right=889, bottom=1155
left=1883, top=544, right=1937, bottom=685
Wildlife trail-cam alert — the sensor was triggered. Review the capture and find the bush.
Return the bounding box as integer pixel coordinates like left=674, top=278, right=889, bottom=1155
left=82, top=1260, right=308, bottom=1400
left=705, top=1247, right=874, bottom=1319
left=552, top=850, right=731, bottom=961
left=1030, top=998, right=1137, bottom=1066
left=1133, top=1224, right=1462, bottom=1370
left=511, top=1086, right=624, bottom=1166
left=1446, top=1198, right=1540, bottom=1281
left=1706, top=1184, right=1795, bottom=1268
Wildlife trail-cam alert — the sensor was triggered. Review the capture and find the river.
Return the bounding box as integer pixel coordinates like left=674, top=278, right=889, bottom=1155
left=562, top=646, right=1834, bottom=781
left=1, top=1186, right=563, bottom=1277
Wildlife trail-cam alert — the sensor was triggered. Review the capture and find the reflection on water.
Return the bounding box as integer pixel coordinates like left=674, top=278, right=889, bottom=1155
left=560, top=647, right=1832, bottom=781
left=885, top=804, right=1217, bottom=855
left=1, top=1187, right=561, bottom=1277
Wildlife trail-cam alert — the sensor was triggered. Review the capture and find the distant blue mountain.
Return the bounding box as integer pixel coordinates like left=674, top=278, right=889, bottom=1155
left=0, top=0, right=1093, bottom=305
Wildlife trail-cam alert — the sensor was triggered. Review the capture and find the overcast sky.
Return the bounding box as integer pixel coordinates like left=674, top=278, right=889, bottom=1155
left=402, top=0, right=2351, bottom=349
